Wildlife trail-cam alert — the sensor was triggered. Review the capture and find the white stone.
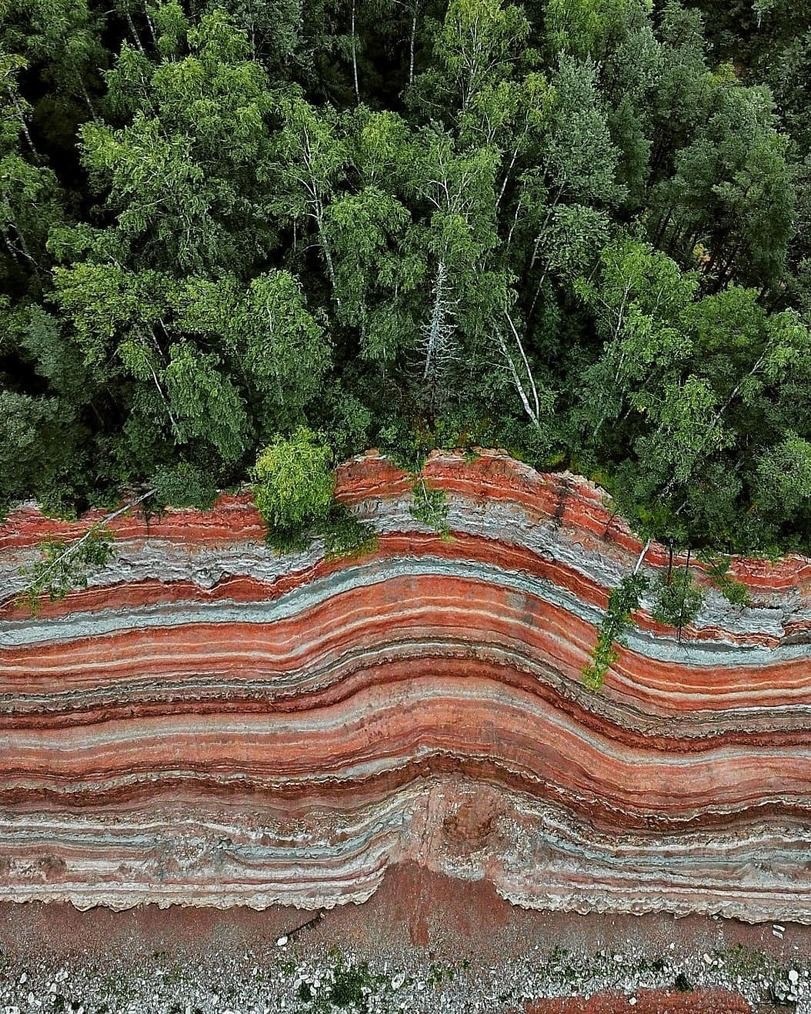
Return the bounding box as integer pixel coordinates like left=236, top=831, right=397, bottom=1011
left=276, top=936, right=288, bottom=947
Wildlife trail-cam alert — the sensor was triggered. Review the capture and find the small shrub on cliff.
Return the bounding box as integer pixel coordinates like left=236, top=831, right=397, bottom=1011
left=410, top=478, right=450, bottom=536
left=322, top=504, right=378, bottom=560
left=582, top=574, right=648, bottom=691
left=253, top=428, right=335, bottom=548
left=651, top=568, right=703, bottom=640
left=18, top=530, right=115, bottom=614
left=253, top=430, right=378, bottom=557
left=9, top=489, right=158, bottom=614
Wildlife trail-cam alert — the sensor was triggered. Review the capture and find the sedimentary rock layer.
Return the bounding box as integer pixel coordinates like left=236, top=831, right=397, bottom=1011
left=0, top=451, right=809, bottom=919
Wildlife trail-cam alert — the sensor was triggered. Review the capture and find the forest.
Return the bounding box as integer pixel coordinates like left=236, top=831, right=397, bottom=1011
left=1, top=0, right=810, bottom=558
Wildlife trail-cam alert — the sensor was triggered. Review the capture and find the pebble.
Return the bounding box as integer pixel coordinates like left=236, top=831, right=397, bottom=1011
left=275, top=936, right=288, bottom=947
left=0, top=941, right=807, bottom=1013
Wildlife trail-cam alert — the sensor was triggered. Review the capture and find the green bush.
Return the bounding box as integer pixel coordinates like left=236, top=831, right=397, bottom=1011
left=152, top=462, right=218, bottom=510
left=253, top=428, right=335, bottom=543
left=409, top=478, right=450, bottom=535
left=583, top=574, right=648, bottom=690
left=652, top=569, right=704, bottom=635
left=322, top=504, right=379, bottom=560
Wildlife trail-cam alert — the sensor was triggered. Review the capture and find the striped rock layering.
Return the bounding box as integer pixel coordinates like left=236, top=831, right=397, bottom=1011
left=1, top=451, right=809, bottom=920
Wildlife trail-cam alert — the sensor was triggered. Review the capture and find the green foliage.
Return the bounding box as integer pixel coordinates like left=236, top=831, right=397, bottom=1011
left=0, top=0, right=809, bottom=563
left=253, top=428, right=335, bottom=545
left=152, top=462, right=219, bottom=510
left=19, top=529, right=115, bottom=614
left=322, top=504, right=378, bottom=560
left=582, top=573, right=648, bottom=690
left=755, top=433, right=811, bottom=523
left=409, top=477, right=450, bottom=535
left=651, top=567, right=703, bottom=635
left=545, top=0, right=652, bottom=60
left=0, top=388, right=86, bottom=518
left=164, top=343, right=248, bottom=461
left=699, top=551, right=752, bottom=608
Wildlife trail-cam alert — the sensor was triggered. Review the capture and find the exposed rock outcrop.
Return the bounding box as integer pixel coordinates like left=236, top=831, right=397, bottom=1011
left=1, top=451, right=809, bottom=919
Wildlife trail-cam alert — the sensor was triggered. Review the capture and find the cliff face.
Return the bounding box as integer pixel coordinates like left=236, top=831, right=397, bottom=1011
left=1, top=451, right=809, bottom=919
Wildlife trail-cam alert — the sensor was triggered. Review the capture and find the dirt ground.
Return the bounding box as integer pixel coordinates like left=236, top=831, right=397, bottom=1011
left=520, top=990, right=752, bottom=1012
left=2, top=864, right=809, bottom=1012
left=2, top=864, right=809, bottom=965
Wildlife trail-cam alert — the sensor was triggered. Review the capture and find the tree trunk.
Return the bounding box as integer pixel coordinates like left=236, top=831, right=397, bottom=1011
left=633, top=537, right=653, bottom=576
left=350, top=0, right=360, bottom=104
left=315, top=207, right=341, bottom=309
left=499, top=312, right=544, bottom=431
left=143, top=2, right=159, bottom=47
left=409, top=9, right=417, bottom=85
left=14, top=102, right=38, bottom=157
left=125, top=11, right=146, bottom=52
left=422, top=260, right=453, bottom=382
left=652, top=208, right=672, bottom=247
left=677, top=547, right=692, bottom=644
left=1, top=488, right=159, bottom=610
left=506, top=196, right=523, bottom=250
left=79, top=78, right=98, bottom=120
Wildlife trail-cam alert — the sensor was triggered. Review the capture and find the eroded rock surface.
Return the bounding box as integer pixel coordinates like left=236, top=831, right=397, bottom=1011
left=1, top=451, right=809, bottom=920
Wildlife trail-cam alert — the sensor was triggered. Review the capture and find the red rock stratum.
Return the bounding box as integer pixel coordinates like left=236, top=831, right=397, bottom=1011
left=0, top=451, right=809, bottom=919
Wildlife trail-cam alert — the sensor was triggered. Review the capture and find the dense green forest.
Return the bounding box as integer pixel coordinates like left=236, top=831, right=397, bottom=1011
left=1, top=0, right=810, bottom=555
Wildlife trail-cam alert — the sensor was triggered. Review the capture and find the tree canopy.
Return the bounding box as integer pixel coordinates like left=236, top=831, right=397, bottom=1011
left=1, top=0, right=809, bottom=555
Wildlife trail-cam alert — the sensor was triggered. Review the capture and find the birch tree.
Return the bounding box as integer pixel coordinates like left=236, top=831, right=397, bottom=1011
left=78, top=9, right=275, bottom=275
left=266, top=93, right=348, bottom=305
left=409, top=129, right=501, bottom=390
